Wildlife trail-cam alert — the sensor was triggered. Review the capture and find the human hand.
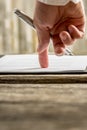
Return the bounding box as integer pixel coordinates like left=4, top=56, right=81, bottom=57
left=34, top=1, right=85, bottom=68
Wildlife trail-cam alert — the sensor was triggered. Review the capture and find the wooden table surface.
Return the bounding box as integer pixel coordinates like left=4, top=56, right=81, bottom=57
left=0, top=74, right=87, bottom=130
left=0, top=74, right=87, bottom=84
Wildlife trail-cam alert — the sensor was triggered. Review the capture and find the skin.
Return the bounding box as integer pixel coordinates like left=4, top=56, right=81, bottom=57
left=34, top=1, right=85, bottom=68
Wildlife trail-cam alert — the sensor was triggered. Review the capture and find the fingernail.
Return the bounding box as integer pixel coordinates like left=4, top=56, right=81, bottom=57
left=60, top=33, right=67, bottom=41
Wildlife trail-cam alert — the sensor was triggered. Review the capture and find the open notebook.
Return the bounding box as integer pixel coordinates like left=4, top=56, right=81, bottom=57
left=0, top=54, right=87, bottom=74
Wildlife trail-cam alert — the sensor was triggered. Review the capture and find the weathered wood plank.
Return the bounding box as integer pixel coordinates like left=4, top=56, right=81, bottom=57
left=0, top=83, right=87, bottom=130
left=0, top=74, right=87, bottom=84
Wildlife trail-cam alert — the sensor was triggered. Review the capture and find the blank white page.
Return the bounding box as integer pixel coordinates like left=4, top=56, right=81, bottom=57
left=0, top=54, right=87, bottom=73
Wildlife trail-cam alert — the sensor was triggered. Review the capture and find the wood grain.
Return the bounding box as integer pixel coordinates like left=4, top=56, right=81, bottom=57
left=0, top=83, right=87, bottom=130
left=0, top=74, right=87, bottom=84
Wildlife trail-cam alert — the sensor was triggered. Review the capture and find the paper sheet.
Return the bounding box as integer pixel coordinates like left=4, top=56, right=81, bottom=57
left=0, top=54, right=87, bottom=73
